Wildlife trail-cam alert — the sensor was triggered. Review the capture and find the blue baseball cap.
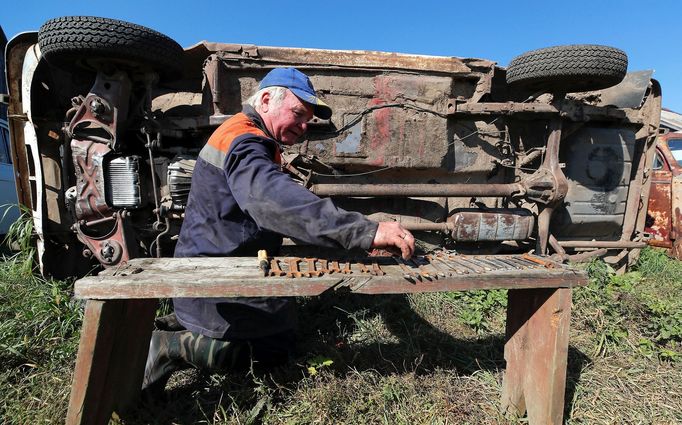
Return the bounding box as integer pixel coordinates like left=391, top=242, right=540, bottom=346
left=259, top=67, right=332, bottom=120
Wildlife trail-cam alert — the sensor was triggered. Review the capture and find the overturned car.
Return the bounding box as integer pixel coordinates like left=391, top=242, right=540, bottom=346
left=5, top=16, right=662, bottom=278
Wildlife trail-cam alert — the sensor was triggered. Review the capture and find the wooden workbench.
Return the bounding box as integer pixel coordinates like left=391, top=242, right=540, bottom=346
left=66, top=253, right=587, bottom=424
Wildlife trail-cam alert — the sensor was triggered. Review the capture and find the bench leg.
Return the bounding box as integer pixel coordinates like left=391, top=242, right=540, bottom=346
left=66, top=299, right=157, bottom=425
left=501, top=287, right=572, bottom=425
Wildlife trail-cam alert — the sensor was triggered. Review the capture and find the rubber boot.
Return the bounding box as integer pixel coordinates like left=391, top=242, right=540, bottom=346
left=154, top=312, right=185, bottom=331
left=142, top=329, right=248, bottom=392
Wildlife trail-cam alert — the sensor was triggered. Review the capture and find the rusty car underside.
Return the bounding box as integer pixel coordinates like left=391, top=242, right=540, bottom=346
left=5, top=17, right=662, bottom=278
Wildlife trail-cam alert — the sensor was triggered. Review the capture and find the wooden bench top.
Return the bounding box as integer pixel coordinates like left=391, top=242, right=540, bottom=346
left=74, top=254, right=588, bottom=300
left=69, top=253, right=583, bottom=424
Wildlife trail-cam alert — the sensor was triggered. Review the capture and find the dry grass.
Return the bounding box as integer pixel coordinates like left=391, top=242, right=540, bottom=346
left=1, top=247, right=680, bottom=424
left=567, top=358, right=682, bottom=424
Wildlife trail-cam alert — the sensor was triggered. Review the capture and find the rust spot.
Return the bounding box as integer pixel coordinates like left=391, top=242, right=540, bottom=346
left=646, top=179, right=672, bottom=242
left=363, top=77, right=408, bottom=167
left=551, top=309, right=564, bottom=330
left=459, top=213, right=478, bottom=240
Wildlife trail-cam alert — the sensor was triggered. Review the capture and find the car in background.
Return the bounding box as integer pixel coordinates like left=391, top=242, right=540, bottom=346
left=646, top=132, right=682, bottom=259
left=5, top=16, right=663, bottom=278
left=0, top=25, right=20, bottom=235
left=0, top=117, right=20, bottom=234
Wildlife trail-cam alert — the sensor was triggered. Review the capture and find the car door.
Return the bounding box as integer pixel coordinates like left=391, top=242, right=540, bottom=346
left=645, top=144, right=673, bottom=247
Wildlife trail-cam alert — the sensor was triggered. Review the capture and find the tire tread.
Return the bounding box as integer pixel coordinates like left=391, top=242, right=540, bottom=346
left=38, top=16, right=183, bottom=79
left=506, top=45, right=628, bottom=93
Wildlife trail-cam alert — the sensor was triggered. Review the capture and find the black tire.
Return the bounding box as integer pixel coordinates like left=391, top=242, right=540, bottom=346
left=38, top=16, right=184, bottom=80
left=506, top=45, right=628, bottom=93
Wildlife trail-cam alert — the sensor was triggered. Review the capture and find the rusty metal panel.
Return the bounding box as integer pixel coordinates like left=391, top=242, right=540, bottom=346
left=672, top=176, right=682, bottom=255
left=645, top=167, right=673, bottom=247
left=597, top=70, right=653, bottom=109
left=204, top=60, right=459, bottom=170
left=311, top=73, right=453, bottom=169
left=554, top=127, right=637, bottom=239
left=191, top=42, right=476, bottom=74
left=645, top=134, right=682, bottom=257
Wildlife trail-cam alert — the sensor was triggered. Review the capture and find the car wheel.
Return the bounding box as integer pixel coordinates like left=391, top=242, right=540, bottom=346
left=38, top=16, right=184, bottom=80
left=506, top=44, right=628, bottom=93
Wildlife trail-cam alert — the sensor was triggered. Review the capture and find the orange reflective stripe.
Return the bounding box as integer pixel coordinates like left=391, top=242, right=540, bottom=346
left=205, top=113, right=281, bottom=164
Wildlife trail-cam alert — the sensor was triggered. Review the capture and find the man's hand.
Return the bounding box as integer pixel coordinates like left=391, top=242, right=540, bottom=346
left=370, top=222, right=415, bottom=260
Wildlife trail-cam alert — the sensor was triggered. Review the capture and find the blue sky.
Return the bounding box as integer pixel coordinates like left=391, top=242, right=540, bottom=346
left=3, top=0, right=681, bottom=112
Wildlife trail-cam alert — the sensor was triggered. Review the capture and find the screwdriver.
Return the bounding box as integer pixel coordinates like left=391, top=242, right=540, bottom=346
left=258, top=250, right=269, bottom=277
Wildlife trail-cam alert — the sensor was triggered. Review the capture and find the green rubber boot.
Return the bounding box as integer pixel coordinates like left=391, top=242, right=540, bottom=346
left=142, top=329, right=247, bottom=392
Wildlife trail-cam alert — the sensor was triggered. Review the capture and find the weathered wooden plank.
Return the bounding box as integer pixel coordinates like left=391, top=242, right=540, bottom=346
left=501, top=288, right=572, bottom=425
left=96, top=255, right=564, bottom=277
left=67, top=301, right=121, bottom=424
left=352, top=273, right=584, bottom=294
left=67, top=300, right=157, bottom=425
left=100, top=257, right=263, bottom=276
left=75, top=269, right=586, bottom=299
left=76, top=276, right=345, bottom=299
left=76, top=256, right=587, bottom=300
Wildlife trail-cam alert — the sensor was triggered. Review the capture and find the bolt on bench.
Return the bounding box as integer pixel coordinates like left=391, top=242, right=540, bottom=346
left=67, top=253, right=587, bottom=424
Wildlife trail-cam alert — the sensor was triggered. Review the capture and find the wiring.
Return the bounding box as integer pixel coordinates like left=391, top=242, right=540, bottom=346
left=318, top=102, right=448, bottom=137
left=311, top=166, right=393, bottom=178
left=494, top=161, right=540, bottom=173
left=447, top=116, right=502, bottom=147
left=445, top=94, right=540, bottom=148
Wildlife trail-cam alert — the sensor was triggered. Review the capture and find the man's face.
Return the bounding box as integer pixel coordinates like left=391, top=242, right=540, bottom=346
left=261, top=90, right=314, bottom=145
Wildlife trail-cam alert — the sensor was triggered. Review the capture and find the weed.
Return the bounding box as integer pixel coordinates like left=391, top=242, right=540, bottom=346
left=443, top=290, right=507, bottom=333
left=575, top=248, right=682, bottom=361
left=3, top=205, right=36, bottom=272
left=0, top=252, right=82, bottom=421
left=634, top=246, right=682, bottom=280
left=306, top=355, right=334, bottom=375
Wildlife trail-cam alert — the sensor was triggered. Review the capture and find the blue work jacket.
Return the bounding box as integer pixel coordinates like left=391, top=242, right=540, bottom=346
left=173, top=106, right=378, bottom=339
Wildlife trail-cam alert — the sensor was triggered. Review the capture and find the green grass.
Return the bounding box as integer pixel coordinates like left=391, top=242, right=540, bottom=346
left=0, top=210, right=82, bottom=422
left=0, top=243, right=681, bottom=423
left=0, top=256, right=82, bottom=422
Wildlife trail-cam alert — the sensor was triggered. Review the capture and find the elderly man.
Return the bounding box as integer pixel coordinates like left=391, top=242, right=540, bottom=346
left=143, top=68, right=414, bottom=391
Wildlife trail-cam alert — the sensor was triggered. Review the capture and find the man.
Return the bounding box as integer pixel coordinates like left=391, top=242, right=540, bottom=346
left=143, top=68, right=415, bottom=391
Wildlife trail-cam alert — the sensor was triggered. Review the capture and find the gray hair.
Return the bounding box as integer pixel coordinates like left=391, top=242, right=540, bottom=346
left=246, top=86, right=288, bottom=111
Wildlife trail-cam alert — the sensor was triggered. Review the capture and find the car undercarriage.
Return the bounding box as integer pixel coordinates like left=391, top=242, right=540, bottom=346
left=5, top=16, right=662, bottom=278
